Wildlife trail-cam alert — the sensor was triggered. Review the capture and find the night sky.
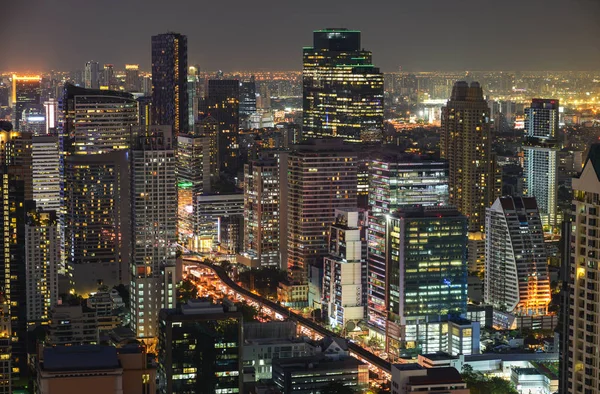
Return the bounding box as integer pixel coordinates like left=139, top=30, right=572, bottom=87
left=3, top=0, right=600, bottom=72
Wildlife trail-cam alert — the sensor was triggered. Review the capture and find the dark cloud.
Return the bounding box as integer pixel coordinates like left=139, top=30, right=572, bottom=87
left=2, top=0, right=599, bottom=72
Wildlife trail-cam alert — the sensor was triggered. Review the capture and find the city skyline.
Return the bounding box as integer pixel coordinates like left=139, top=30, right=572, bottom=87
left=3, top=0, right=600, bottom=73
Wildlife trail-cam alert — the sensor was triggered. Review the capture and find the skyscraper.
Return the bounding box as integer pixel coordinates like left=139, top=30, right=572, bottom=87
left=61, top=84, right=137, bottom=294
left=367, top=153, right=449, bottom=331
left=523, top=99, right=559, bottom=229
left=239, top=78, right=257, bottom=117
left=203, top=79, right=239, bottom=174
left=303, top=29, right=384, bottom=142
left=484, top=196, right=550, bottom=316
left=125, top=64, right=141, bottom=92
left=567, top=144, right=600, bottom=392
left=84, top=61, right=100, bottom=89
left=151, top=33, right=188, bottom=134
left=130, top=127, right=177, bottom=339
left=101, top=64, right=115, bottom=89
left=11, top=75, right=41, bottom=131
left=241, top=153, right=280, bottom=268
left=32, top=135, right=61, bottom=212
left=383, top=207, right=468, bottom=357
left=441, top=81, right=496, bottom=233
left=285, top=139, right=357, bottom=288
left=187, top=66, right=199, bottom=131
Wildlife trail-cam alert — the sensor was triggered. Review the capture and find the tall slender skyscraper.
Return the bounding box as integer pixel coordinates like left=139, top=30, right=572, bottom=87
left=523, top=99, right=559, bottom=229
left=11, top=75, right=41, bottom=131
left=84, top=61, right=100, bottom=89
left=484, top=196, right=550, bottom=316
left=567, top=144, right=600, bottom=392
left=151, top=33, right=188, bottom=134
left=130, top=127, right=177, bottom=339
left=441, top=81, right=496, bottom=233
left=303, top=29, right=383, bottom=142
left=125, top=64, right=141, bottom=92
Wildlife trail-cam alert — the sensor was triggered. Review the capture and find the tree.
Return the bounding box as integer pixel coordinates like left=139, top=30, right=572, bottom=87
left=177, top=278, right=198, bottom=304
left=235, top=302, right=259, bottom=322
left=320, top=381, right=355, bottom=394
left=462, top=365, right=518, bottom=394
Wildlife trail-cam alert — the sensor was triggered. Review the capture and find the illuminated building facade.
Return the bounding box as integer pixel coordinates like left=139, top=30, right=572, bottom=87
left=19, top=104, right=46, bottom=135
left=102, top=64, right=115, bottom=90
left=381, top=207, right=468, bottom=357
left=523, top=99, right=559, bottom=229
left=241, top=153, right=280, bottom=268
left=567, top=144, right=600, bottom=393
left=0, top=300, right=10, bottom=394
left=240, top=78, right=257, bottom=117
left=12, top=75, right=41, bottom=131
left=441, top=81, right=495, bottom=233
left=484, top=196, right=550, bottom=316
left=25, top=210, right=59, bottom=327
left=151, top=32, right=188, bottom=134
left=204, top=79, right=239, bottom=174
left=367, top=154, right=449, bottom=331
left=130, top=127, right=177, bottom=339
left=138, top=96, right=153, bottom=128
left=44, top=98, right=58, bottom=135
left=125, top=64, right=140, bottom=92
left=85, top=61, right=100, bottom=89
left=187, top=66, right=199, bottom=130
left=32, top=135, right=60, bottom=212
left=61, top=85, right=136, bottom=294
left=286, top=139, right=357, bottom=286
left=302, top=29, right=383, bottom=142
left=158, top=300, right=243, bottom=394
left=196, top=194, right=244, bottom=254
left=322, top=209, right=365, bottom=328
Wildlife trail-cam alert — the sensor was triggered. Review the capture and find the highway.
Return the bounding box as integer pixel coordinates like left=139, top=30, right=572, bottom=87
left=184, top=257, right=392, bottom=381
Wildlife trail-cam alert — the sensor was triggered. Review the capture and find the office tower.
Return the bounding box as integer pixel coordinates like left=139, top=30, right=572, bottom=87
left=85, top=61, right=100, bottom=89
left=240, top=153, right=280, bottom=268
left=322, top=209, right=365, bottom=328
left=137, top=96, right=153, bottom=128
left=151, top=32, right=188, bottom=134
left=25, top=210, right=59, bottom=327
left=61, top=85, right=136, bottom=294
left=484, top=196, right=550, bottom=316
left=19, top=104, right=46, bottom=135
left=204, top=79, right=239, bottom=174
left=125, top=64, right=141, bottom=92
left=196, top=194, right=244, bottom=254
left=12, top=75, right=41, bottom=131
left=367, top=153, right=449, bottom=330
left=44, top=98, right=58, bottom=134
left=32, top=135, right=61, bottom=212
left=158, top=300, right=243, bottom=394
left=374, top=207, right=468, bottom=357
left=0, top=83, right=8, bottom=108
left=187, top=66, right=199, bottom=131
left=567, top=143, right=600, bottom=393
left=130, top=127, right=177, bottom=339
left=302, top=29, right=384, bottom=142
left=197, top=116, right=219, bottom=189
left=523, top=99, right=559, bottom=229
left=101, top=64, right=115, bottom=89
left=0, top=300, right=10, bottom=394
left=286, top=139, right=357, bottom=287
left=441, top=81, right=495, bottom=233
left=240, top=78, right=257, bottom=117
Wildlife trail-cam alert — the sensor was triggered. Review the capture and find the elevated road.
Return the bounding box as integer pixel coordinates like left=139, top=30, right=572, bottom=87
left=185, top=258, right=392, bottom=380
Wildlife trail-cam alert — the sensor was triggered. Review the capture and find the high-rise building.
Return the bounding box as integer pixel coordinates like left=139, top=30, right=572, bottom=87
left=302, top=29, right=384, bottom=142
left=523, top=99, right=559, bottom=229
left=130, top=127, right=177, bottom=339
left=441, top=81, right=496, bottom=233
left=239, top=78, right=257, bottom=117
left=61, top=85, right=136, bottom=294
left=322, top=208, right=365, bottom=329
left=286, top=139, right=357, bottom=287
left=367, top=153, right=449, bottom=331
left=484, top=196, right=550, bottom=316
left=371, top=207, right=468, bottom=358
left=0, top=299, right=10, bottom=394
left=25, top=210, right=59, bottom=327
left=196, top=194, right=244, bottom=254
left=85, top=61, right=100, bottom=89
left=241, top=152, right=280, bottom=268
left=44, top=98, right=58, bottom=135
left=203, top=79, right=239, bottom=174
left=32, top=135, right=61, bottom=212
left=137, top=96, right=153, bottom=128
left=11, top=75, right=41, bottom=131
left=158, top=300, right=243, bottom=394
left=187, top=66, right=199, bottom=131
left=19, top=104, right=46, bottom=135
left=567, top=143, right=600, bottom=392
left=151, top=32, right=188, bottom=134
left=101, top=64, right=115, bottom=90
left=125, top=64, right=141, bottom=92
